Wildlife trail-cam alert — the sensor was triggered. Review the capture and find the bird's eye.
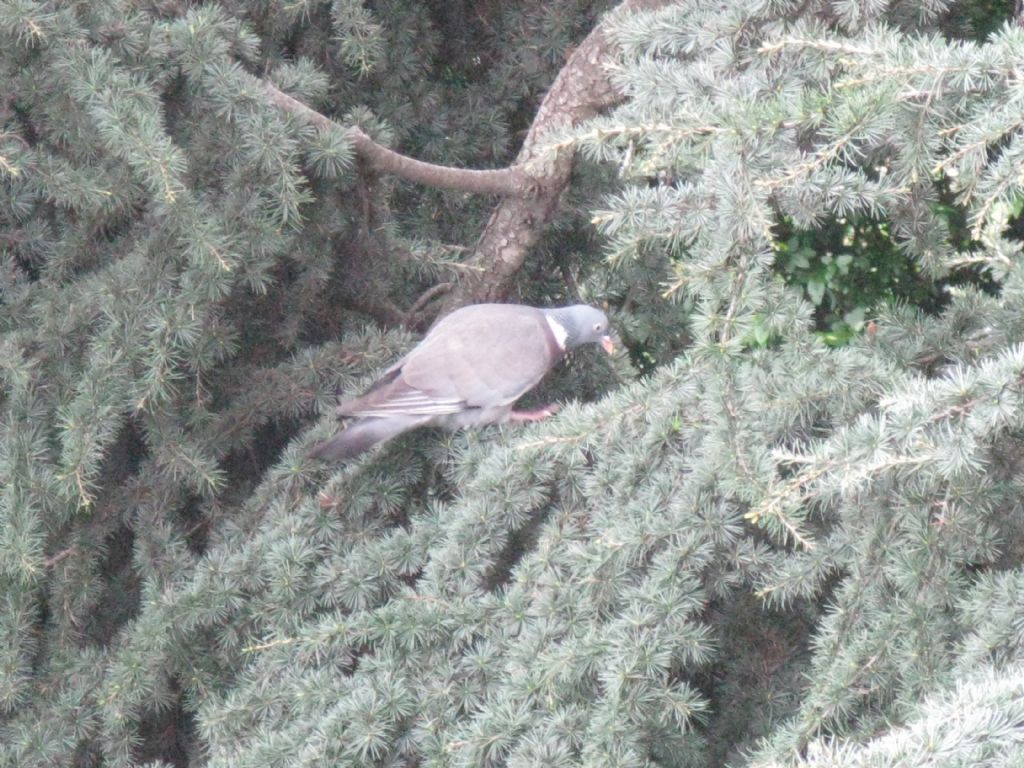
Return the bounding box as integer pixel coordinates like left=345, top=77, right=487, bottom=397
left=593, top=322, right=603, bottom=332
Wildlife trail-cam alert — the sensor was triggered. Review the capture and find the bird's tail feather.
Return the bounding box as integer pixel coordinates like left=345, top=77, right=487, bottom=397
left=306, top=417, right=426, bottom=461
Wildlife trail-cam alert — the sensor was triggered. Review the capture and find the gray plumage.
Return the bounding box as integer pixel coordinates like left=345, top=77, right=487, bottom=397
left=307, top=303, right=612, bottom=461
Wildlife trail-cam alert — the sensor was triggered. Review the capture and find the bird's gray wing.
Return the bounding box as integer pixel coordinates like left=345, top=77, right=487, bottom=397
left=403, top=305, right=561, bottom=405
left=339, top=305, right=560, bottom=417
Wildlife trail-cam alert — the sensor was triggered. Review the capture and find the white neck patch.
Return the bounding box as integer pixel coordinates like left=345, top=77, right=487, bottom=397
left=546, top=314, right=569, bottom=350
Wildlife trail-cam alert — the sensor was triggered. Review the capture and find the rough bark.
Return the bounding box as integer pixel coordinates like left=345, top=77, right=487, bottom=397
left=441, top=0, right=668, bottom=311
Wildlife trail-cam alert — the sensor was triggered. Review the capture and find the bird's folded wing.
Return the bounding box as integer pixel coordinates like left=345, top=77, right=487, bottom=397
left=338, top=388, right=465, bottom=417
left=339, top=306, right=560, bottom=417
left=401, top=307, right=559, bottom=406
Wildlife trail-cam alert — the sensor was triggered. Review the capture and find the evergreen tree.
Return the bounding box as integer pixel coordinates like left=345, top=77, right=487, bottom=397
left=3, top=0, right=1024, bottom=767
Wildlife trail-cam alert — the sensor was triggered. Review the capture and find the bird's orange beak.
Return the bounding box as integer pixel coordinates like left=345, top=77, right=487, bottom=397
left=601, top=335, right=614, bottom=355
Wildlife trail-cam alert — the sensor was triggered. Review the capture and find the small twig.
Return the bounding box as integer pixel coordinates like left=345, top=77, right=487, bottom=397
left=45, top=546, right=76, bottom=568
left=346, top=296, right=409, bottom=328
left=516, top=433, right=586, bottom=450
left=406, top=282, right=453, bottom=322
left=758, top=38, right=875, bottom=56
left=243, top=636, right=299, bottom=653
left=560, top=260, right=580, bottom=300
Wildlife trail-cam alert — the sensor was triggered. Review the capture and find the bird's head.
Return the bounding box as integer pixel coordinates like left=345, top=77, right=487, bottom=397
left=547, top=305, right=614, bottom=353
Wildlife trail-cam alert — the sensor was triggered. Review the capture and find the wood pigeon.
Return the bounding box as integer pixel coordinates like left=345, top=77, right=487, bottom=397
left=307, top=303, right=613, bottom=461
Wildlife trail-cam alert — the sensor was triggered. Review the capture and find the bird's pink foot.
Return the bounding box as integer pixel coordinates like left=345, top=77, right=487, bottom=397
left=509, top=404, right=561, bottom=422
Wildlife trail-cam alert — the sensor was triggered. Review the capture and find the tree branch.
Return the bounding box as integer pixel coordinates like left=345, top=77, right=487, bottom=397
left=263, top=82, right=525, bottom=197
left=263, top=0, right=669, bottom=314
left=441, top=0, right=670, bottom=310
left=406, top=282, right=453, bottom=324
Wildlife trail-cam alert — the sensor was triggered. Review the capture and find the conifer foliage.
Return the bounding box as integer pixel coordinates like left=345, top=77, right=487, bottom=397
left=3, top=1, right=1024, bottom=767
